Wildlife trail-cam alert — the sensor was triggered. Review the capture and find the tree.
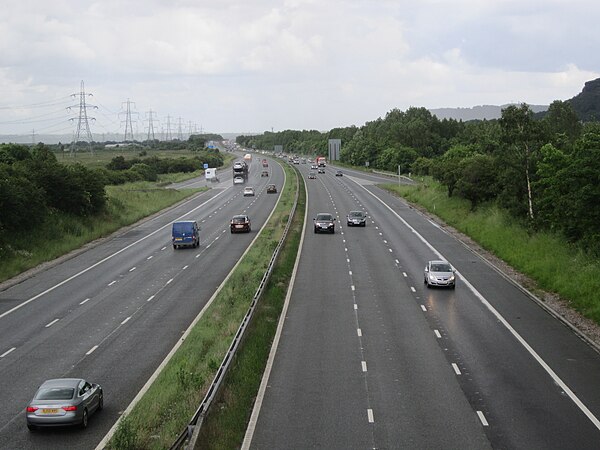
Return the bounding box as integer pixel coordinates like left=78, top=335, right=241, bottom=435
left=498, top=104, right=543, bottom=222
left=431, top=144, right=475, bottom=197
left=543, top=100, right=582, bottom=148
left=455, top=154, right=498, bottom=210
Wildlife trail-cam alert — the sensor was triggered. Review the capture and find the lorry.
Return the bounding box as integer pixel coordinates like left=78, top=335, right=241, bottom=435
left=205, top=168, right=218, bottom=182
left=172, top=221, right=200, bottom=249
left=317, top=156, right=327, bottom=167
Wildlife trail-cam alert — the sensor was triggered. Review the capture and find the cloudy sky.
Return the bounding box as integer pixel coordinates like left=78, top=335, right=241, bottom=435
left=1, top=0, right=599, bottom=139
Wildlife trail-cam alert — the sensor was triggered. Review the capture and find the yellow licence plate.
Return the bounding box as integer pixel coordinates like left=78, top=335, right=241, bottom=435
left=42, top=408, right=59, bottom=414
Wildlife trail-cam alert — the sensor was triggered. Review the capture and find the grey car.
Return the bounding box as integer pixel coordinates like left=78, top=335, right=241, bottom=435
left=26, top=378, right=103, bottom=430
left=424, top=260, right=456, bottom=289
left=347, top=210, right=367, bottom=227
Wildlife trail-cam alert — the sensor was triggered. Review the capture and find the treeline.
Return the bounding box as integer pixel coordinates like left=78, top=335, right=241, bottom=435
left=0, top=142, right=224, bottom=250
left=238, top=102, right=600, bottom=255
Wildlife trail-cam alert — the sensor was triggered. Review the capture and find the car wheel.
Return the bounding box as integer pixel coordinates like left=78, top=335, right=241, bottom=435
left=173, top=245, right=177, bottom=250
left=362, top=222, right=366, bottom=227
left=451, top=284, right=456, bottom=290
left=331, top=227, right=335, bottom=234
left=98, top=393, right=104, bottom=411
left=81, top=409, right=88, bottom=429
left=27, top=423, right=37, bottom=432
left=314, top=228, right=318, bottom=233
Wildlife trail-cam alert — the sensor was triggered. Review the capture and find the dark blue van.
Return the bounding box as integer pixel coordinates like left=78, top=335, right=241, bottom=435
left=172, top=221, right=200, bottom=249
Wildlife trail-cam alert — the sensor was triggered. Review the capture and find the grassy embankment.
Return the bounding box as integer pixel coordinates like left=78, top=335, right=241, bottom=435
left=381, top=178, right=600, bottom=324
left=107, top=162, right=301, bottom=450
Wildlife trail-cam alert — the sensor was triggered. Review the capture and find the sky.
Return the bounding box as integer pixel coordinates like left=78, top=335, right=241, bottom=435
left=1, top=0, right=599, bottom=140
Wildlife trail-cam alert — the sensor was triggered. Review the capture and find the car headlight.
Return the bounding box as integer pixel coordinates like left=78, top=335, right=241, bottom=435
left=428, top=273, right=436, bottom=280
left=448, top=275, right=455, bottom=282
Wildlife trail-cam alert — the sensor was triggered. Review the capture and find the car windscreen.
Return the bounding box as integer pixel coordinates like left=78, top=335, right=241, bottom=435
left=431, top=263, right=451, bottom=272
left=36, top=388, right=75, bottom=400
left=316, top=214, right=332, bottom=221
left=173, top=223, right=193, bottom=234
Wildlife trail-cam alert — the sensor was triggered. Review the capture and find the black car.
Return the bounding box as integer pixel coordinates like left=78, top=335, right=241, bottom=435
left=314, top=213, right=336, bottom=234
left=347, top=210, right=367, bottom=227
left=266, top=184, right=277, bottom=193
left=230, top=215, right=251, bottom=233
left=335, top=170, right=343, bottom=176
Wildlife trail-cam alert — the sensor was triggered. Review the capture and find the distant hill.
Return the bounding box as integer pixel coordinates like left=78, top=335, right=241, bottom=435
left=429, top=104, right=548, bottom=121
left=567, top=77, right=600, bottom=121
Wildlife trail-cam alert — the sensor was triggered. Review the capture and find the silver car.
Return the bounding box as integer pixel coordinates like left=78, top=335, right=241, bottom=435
left=347, top=211, right=367, bottom=227
left=26, top=378, right=103, bottom=430
left=424, top=260, right=456, bottom=289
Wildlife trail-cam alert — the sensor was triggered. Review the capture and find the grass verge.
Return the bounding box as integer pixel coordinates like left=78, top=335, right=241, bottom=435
left=106, top=162, right=300, bottom=450
left=381, top=178, right=600, bottom=324
left=193, top=168, right=305, bottom=449
left=0, top=181, right=203, bottom=283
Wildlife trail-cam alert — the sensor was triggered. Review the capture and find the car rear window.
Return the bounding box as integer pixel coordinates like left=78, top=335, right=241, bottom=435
left=349, top=212, right=364, bottom=218
left=36, top=388, right=75, bottom=400
left=173, top=223, right=193, bottom=234
left=232, top=216, right=247, bottom=223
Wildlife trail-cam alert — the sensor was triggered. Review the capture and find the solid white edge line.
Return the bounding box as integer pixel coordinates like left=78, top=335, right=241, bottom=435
left=0, top=188, right=231, bottom=321
left=147, top=295, right=155, bottom=302
left=98, top=160, right=290, bottom=450
left=0, top=347, right=16, bottom=358
left=79, top=298, right=90, bottom=305
left=477, top=411, right=489, bottom=426
left=45, top=319, right=59, bottom=328
left=348, top=177, right=600, bottom=432
left=108, top=281, right=116, bottom=286
left=129, top=267, right=136, bottom=272
left=242, top=165, right=303, bottom=450
left=121, top=317, right=131, bottom=325
left=367, top=408, right=374, bottom=423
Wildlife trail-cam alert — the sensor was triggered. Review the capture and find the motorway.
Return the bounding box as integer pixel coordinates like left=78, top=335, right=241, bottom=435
left=246, top=161, right=600, bottom=449
left=0, top=155, right=284, bottom=449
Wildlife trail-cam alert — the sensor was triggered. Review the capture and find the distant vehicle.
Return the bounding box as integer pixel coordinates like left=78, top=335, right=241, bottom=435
left=314, top=213, right=336, bottom=234
left=233, top=161, right=249, bottom=181
left=347, top=211, right=367, bottom=227
left=293, top=158, right=300, bottom=164
left=317, top=156, right=326, bottom=167
left=244, top=153, right=252, bottom=161
left=261, top=170, right=269, bottom=177
left=262, top=159, right=268, bottom=167
left=172, top=221, right=200, bottom=249
left=243, top=187, right=255, bottom=196
left=308, top=172, right=316, bottom=179
left=335, top=170, right=343, bottom=176
left=26, top=378, right=103, bottom=430
left=311, top=164, right=318, bottom=170
left=205, top=168, right=219, bottom=182
left=318, top=167, right=325, bottom=173
left=267, top=184, right=277, bottom=193
left=424, top=260, right=456, bottom=289
left=233, top=176, right=244, bottom=185
left=231, top=215, right=251, bottom=233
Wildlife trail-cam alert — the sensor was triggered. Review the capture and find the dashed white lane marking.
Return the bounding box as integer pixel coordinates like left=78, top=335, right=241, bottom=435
left=196, top=254, right=200, bottom=258
left=434, top=329, right=442, bottom=338
left=421, top=305, right=427, bottom=312
left=351, top=285, right=355, bottom=291
left=161, top=246, right=166, bottom=251
left=45, top=319, right=59, bottom=328
left=402, top=272, right=407, bottom=277
left=354, top=304, right=358, bottom=310
left=166, top=278, right=173, bottom=285
left=1, top=347, right=16, bottom=358
left=129, top=267, right=136, bottom=272
left=357, top=328, right=362, bottom=336
left=147, top=256, right=153, bottom=260
left=86, top=345, right=98, bottom=355
left=80, top=298, right=90, bottom=305
left=452, top=363, right=462, bottom=375
left=108, top=281, right=117, bottom=286
left=395, top=259, right=399, bottom=264
left=147, top=295, right=155, bottom=302
left=477, top=411, right=489, bottom=426
left=361, top=361, right=368, bottom=372
left=349, top=270, right=353, bottom=275
left=346, top=258, right=350, bottom=263
left=182, top=265, right=189, bottom=270
left=410, top=287, right=416, bottom=293
left=121, top=316, right=132, bottom=325
left=383, top=240, right=388, bottom=244
left=367, top=409, right=374, bottom=423
left=388, top=249, right=393, bottom=253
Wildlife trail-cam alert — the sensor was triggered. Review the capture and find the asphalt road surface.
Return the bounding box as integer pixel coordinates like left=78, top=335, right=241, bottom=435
left=246, top=161, right=600, bottom=449
left=0, top=155, right=283, bottom=449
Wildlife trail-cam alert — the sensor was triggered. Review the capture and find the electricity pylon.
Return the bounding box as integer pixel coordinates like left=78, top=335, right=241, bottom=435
left=145, top=109, right=158, bottom=142
left=120, top=99, right=138, bottom=142
left=68, top=80, right=97, bottom=155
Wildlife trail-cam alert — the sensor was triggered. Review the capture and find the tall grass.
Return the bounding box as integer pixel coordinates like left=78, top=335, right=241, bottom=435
left=0, top=181, right=202, bottom=283
left=106, top=163, right=300, bottom=450
left=382, top=179, right=600, bottom=323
